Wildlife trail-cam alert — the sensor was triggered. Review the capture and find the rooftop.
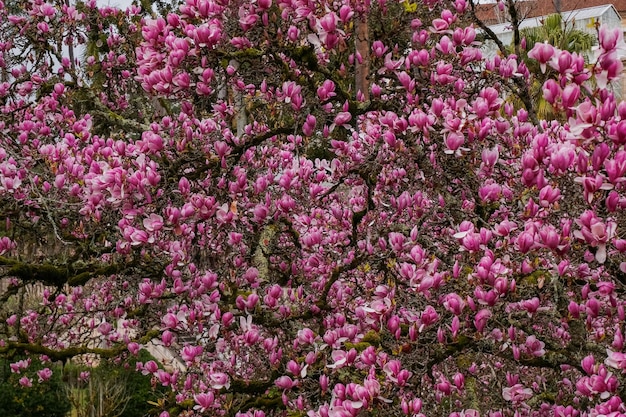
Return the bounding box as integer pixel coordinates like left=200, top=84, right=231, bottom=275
left=475, top=0, right=626, bottom=25
left=486, top=4, right=620, bottom=36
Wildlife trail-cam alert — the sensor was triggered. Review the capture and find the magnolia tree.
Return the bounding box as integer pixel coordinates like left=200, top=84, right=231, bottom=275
left=2, top=0, right=626, bottom=416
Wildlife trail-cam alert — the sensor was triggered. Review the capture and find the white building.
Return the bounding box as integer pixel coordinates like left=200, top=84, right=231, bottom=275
left=482, top=4, right=623, bottom=59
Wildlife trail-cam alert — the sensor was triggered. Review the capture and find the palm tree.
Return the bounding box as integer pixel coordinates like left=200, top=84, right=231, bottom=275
left=522, top=13, right=595, bottom=57
left=512, top=13, right=596, bottom=120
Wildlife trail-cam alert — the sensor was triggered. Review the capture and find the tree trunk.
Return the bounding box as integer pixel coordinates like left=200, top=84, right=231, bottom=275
left=355, top=14, right=370, bottom=102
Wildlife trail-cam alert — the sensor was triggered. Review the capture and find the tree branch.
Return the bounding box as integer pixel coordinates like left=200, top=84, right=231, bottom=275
left=0, top=256, right=124, bottom=287
left=0, top=330, right=160, bottom=362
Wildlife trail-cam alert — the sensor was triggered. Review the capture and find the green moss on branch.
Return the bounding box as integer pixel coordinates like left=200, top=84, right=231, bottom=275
left=0, top=256, right=122, bottom=287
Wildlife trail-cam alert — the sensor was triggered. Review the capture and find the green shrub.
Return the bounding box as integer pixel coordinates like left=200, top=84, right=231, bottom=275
left=65, top=350, right=168, bottom=417
left=110, top=350, right=169, bottom=417
left=0, top=358, right=71, bottom=417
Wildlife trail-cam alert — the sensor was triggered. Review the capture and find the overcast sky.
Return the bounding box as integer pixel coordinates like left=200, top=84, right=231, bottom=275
left=97, top=0, right=134, bottom=10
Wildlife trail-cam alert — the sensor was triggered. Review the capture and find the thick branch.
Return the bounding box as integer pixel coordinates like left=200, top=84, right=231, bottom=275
left=507, top=0, right=522, bottom=57
left=469, top=0, right=507, bottom=56
left=235, top=126, right=293, bottom=158
left=316, top=255, right=364, bottom=310
left=0, top=330, right=159, bottom=362
left=424, top=333, right=585, bottom=378
left=79, top=87, right=149, bottom=133
left=0, top=342, right=125, bottom=361
left=0, top=256, right=123, bottom=287
left=228, top=371, right=280, bottom=395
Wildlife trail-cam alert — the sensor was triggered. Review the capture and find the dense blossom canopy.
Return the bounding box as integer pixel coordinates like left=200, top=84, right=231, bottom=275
left=1, top=0, right=626, bottom=416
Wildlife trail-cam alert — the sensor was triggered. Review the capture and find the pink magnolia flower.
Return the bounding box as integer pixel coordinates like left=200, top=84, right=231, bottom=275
left=420, top=305, right=439, bottom=330
left=193, top=392, right=214, bottom=413
left=126, top=227, right=151, bottom=246
left=162, top=313, right=179, bottom=329
left=538, top=184, right=561, bottom=206
left=528, top=42, right=555, bottom=73
left=605, top=349, right=626, bottom=370
left=569, top=100, right=601, bottom=136
left=452, top=26, right=476, bottom=46
left=443, top=293, right=465, bottom=315
left=473, top=309, right=491, bottom=333
left=549, top=142, right=575, bottom=173
left=561, top=84, right=580, bottom=109
left=576, top=366, right=619, bottom=398
left=605, top=150, right=626, bottom=183
left=208, top=372, right=230, bottom=390
left=437, top=36, right=455, bottom=55
left=181, top=345, right=203, bottom=363
left=317, top=79, right=336, bottom=101
left=388, top=232, right=405, bottom=252
left=502, top=383, right=533, bottom=402
left=596, top=53, right=624, bottom=88
left=516, top=230, right=535, bottom=254
left=372, top=40, right=388, bottom=58
left=297, top=328, right=315, bottom=345
left=453, top=372, right=465, bottom=390
left=582, top=355, right=597, bottom=374
left=280, top=81, right=304, bottom=111
left=525, top=335, right=545, bottom=357
left=431, top=18, right=449, bottom=33
left=437, top=378, right=451, bottom=395
left=598, top=26, right=624, bottom=52
left=334, top=112, right=352, bottom=127
left=481, top=146, right=499, bottom=167
left=319, top=374, right=329, bottom=392
left=383, top=360, right=411, bottom=386
left=539, top=225, right=561, bottom=249
left=520, top=297, right=541, bottom=316
left=574, top=174, right=613, bottom=204
left=37, top=368, right=52, bottom=382
left=573, top=211, right=617, bottom=263
left=384, top=53, right=404, bottom=71
left=162, top=330, right=174, bottom=346
left=612, top=328, right=624, bottom=350
left=275, top=375, right=298, bottom=390
left=143, top=360, right=159, bottom=374
left=19, top=377, right=33, bottom=387
left=542, top=79, right=561, bottom=104
left=327, top=350, right=348, bottom=369
left=478, top=181, right=501, bottom=203
left=316, top=12, right=342, bottom=49
left=360, top=346, right=377, bottom=366
left=143, top=213, right=164, bottom=232
left=128, top=342, right=140, bottom=355
left=302, top=114, right=316, bottom=136
left=407, top=49, right=430, bottom=68
left=10, top=359, right=30, bottom=374
left=550, top=49, right=574, bottom=75
left=454, top=410, right=479, bottom=417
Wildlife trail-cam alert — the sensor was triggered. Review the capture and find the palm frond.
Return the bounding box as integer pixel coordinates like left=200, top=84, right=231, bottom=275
left=509, top=13, right=597, bottom=121
left=519, top=13, right=596, bottom=55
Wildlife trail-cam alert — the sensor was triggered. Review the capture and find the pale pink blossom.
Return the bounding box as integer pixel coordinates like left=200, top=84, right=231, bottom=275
left=19, top=377, right=33, bottom=387
left=37, top=368, right=52, bottom=383
left=502, top=383, right=533, bottom=402
left=528, top=42, right=555, bottom=73
left=525, top=335, right=546, bottom=357
left=193, top=392, right=214, bottom=413
left=605, top=349, right=626, bottom=370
